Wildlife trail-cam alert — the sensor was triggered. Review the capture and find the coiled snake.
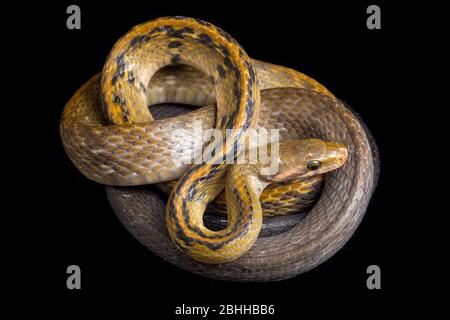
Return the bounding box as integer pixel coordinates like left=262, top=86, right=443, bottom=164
left=60, top=16, right=378, bottom=281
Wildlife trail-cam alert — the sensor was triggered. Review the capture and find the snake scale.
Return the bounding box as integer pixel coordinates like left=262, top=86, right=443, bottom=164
left=60, top=16, right=378, bottom=281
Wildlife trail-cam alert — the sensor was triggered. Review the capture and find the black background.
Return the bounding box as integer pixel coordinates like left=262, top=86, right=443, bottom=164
left=9, top=0, right=439, bottom=316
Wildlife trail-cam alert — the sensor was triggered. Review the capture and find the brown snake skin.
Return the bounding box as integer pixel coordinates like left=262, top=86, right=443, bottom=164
left=61, top=17, right=379, bottom=281
left=105, top=88, right=378, bottom=281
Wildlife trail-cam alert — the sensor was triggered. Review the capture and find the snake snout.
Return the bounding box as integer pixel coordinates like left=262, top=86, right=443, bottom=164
left=338, top=147, right=348, bottom=162
left=334, top=145, right=348, bottom=163
left=323, top=142, right=348, bottom=170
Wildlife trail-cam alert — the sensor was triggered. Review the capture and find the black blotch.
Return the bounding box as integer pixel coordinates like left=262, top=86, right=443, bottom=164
left=167, top=194, right=178, bottom=220
left=223, top=56, right=233, bottom=69
left=181, top=200, right=189, bottom=223
left=168, top=195, right=192, bottom=247
left=168, top=27, right=194, bottom=39
left=176, top=235, right=192, bottom=251
left=186, top=184, right=197, bottom=201
left=239, top=48, right=246, bottom=59
left=245, top=60, right=256, bottom=82
left=250, top=68, right=256, bottom=82
left=113, top=94, right=125, bottom=106
left=223, top=56, right=241, bottom=80
left=233, top=66, right=241, bottom=80
left=233, top=82, right=242, bottom=102
left=111, top=53, right=126, bottom=85
left=225, top=109, right=238, bottom=129
left=198, top=33, right=215, bottom=48
left=219, top=116, right=227, bottom=128
left=195, top=164, right=221, bottom=184
left=205, top=242, right=227, bottom=251
left=129, top=34, right=152, bottom=47
left=243, top=80, right=255, bottom=130
left=209, top=76, right=216, bottom=85
left=217, top=64, right=226, bottom=78
left=219, top=45, right=230, bottom=58
left=180, top=196, right=209, bottom=239
left=168, top=41, right=183, bottom=48
left=171, top=54, right=181, bottom=65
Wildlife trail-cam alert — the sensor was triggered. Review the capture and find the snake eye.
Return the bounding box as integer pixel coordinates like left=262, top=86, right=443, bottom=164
left=307, top=160, right=322, bottom=171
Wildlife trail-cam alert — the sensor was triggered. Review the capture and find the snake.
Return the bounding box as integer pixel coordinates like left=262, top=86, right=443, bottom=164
left=60, top=16, right=378, bottom=280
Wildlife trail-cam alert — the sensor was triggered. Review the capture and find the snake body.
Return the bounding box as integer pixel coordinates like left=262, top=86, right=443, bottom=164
left=60, top=17, right=378, bottom=280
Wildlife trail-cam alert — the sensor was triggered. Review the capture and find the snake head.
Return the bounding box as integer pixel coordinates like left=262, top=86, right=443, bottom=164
left=262, top=139, right=348, bottom=182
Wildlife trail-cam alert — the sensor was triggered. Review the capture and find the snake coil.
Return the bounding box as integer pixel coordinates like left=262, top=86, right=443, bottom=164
left=60, top=16, right=378, bottom=281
